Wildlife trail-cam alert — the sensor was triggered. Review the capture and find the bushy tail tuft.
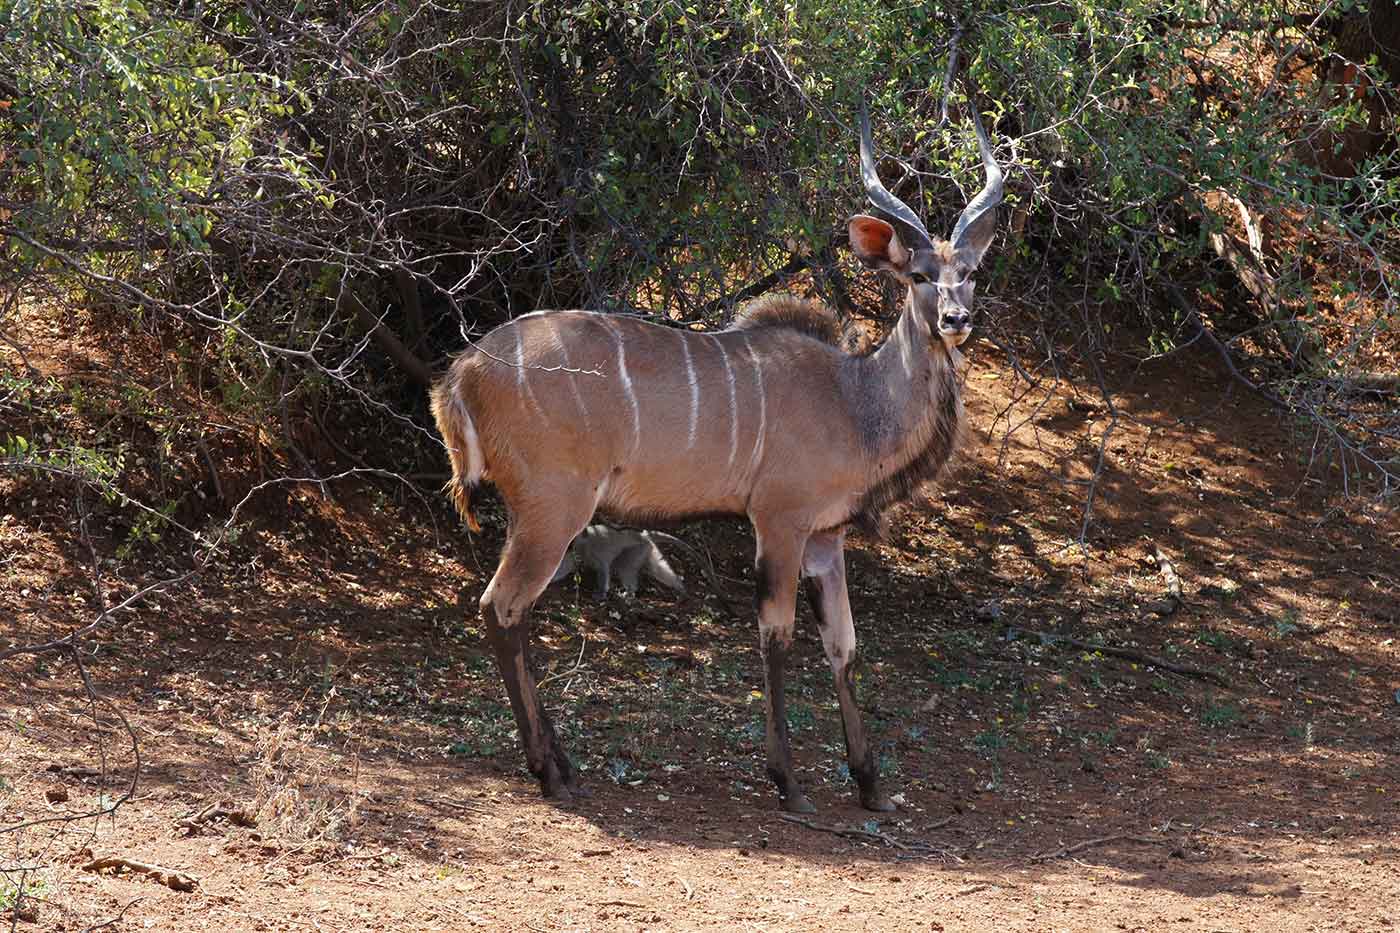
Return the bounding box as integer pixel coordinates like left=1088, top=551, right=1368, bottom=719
left=429, top=377, right=485, bottom=533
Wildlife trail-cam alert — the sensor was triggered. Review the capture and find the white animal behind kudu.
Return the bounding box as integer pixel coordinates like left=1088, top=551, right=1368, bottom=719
left=431, top=98, right=1004, bottom=813
left=550, top=524, right=686, bottom=599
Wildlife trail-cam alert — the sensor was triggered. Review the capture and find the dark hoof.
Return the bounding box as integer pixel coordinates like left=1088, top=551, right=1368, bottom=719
left=566, top=782, right=593, bottom=800
left=860, top=791, right=897, bottom=813
left=539, top=763, right=577, bottom=804
left=542, top=782, right=576, bottom=804
left=780, top=792, right=817, bottom=814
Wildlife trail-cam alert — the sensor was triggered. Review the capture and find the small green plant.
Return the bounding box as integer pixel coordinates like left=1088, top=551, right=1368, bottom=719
left=115, top=499, right=179, bottom=558
left=786, top=703, right=815, bottom=733
left=1, top=433, right=33, bottom=460
left=1145, top=751, right=1171, bottom=770
left=1195, top=628, right=1236, bottom=653
left=1, top=875, right=46, bottom=912
left=1285, top=721, right=1316, bottom=746
left=1272, top=609, right=1301, bottom=638
left=449, top=699, right=516, bottom=757
left=1200, top=701, right=1242, bottom=729
left=1089, top=727, right=1119, bottom=747
left=972, top=730, right=1008, bottom=753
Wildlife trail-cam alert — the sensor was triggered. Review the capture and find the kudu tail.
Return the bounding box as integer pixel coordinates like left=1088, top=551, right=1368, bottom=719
left=429, top=380, right=485, bottom=533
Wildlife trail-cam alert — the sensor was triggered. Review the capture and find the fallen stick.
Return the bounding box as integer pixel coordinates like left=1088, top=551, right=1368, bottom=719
left=776, top=813, right=947, bottom=853
left=414, top=795, right=484, bottom=815
left=779, top=813, right=908, bottom=849
left=177, top=801, right=257, bottom=833
left=82, top=855, right=199, bottom=892
left=1013, top=628, right=1229, bottom=686
left=1029, top=833, right=1162, bottom=863
left=79, top=895, right=144, bottom=932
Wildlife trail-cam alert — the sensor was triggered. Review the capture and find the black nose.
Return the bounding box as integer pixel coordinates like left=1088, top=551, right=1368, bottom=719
left=942, top=312, right=970, bottom=330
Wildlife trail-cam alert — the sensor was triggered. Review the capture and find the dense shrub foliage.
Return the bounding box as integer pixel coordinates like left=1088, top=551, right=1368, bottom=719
left=2, top=0, right=1397, bottom=526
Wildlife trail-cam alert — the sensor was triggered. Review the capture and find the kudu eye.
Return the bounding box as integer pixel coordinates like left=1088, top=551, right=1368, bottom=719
left=909, top=272, right=929, bottom=285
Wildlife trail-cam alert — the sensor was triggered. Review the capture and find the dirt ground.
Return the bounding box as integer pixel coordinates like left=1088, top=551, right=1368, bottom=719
left=3, top=320, right=1399, bottom=931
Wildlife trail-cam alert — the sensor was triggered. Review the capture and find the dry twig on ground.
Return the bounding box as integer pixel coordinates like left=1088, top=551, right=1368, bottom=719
left=1011, top=627, right=1230, bottom=686
left=176, top=801, right=258, bottom=835
left=1028, top=833, right=1162, bottom=863
left=778, top=813, right=954, bottom=856
left=82, top=855, right=199, bottom=892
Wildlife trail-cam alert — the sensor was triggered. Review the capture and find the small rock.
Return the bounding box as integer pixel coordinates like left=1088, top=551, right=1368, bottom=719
left=975, top=600, right=1003, bottom=623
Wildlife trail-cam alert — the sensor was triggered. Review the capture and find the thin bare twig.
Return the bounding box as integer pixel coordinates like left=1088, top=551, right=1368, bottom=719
left=777, top=813, right=949, bottom=855
left=81, top=897, right=144, bottom=933
left=1010, top=627, right=1229, bottom=686
left=1028, top=833, right=1162, bottom=863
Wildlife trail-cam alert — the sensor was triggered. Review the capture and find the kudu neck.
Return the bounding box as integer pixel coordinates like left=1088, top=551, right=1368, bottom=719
left=858, top=300, right=957, bottom=450
left=868, top=300, right=951, bottom=384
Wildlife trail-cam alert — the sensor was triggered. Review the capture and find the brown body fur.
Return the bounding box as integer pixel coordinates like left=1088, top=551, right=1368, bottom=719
left=431, top=304, right=962, bottom=538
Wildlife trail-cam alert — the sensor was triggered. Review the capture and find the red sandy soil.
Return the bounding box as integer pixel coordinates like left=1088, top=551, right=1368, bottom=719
left=3, top=309, right=1398, bottom=931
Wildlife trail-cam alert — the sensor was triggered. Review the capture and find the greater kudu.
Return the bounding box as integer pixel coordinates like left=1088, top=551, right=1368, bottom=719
left=431, top=103, right=1003, bottom=812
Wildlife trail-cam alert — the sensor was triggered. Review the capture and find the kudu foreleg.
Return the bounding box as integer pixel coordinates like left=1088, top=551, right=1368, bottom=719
left=802, top=531, right=896, bottom=812
left=480, top=509, right=592, bottom=801
left=753, top=527, right=814, bottom=814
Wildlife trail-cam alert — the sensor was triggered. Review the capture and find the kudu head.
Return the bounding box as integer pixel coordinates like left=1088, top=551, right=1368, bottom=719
left=848, top=101, right=1004, bottom=347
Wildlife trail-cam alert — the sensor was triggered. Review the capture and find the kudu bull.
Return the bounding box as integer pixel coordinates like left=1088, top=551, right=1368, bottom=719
left=431, top=104, right=1003, bottom=812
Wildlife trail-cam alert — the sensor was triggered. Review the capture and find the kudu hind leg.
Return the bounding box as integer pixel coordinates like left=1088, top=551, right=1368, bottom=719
left=753, top=525, right=814, bottom=814
left=480, top=507, right=593, bottom=800
left=801, top=531, right=895, bottom=812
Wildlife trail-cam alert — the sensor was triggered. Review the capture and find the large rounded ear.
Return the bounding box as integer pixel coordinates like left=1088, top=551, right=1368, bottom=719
left=847, top=214, right=910, bottom=273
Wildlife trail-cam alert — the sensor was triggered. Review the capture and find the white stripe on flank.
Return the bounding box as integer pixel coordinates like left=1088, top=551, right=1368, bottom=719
left=513, top=327, right=541, bottom=410
left=741, top=336, right=766, bottom=478
left=711, top=334, right=738, bottom=468
left=603, top=319, right=641, bottom=455
left=680, top=331, right=699, bottom=449
left=554, top=322, right=590, bottom=425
